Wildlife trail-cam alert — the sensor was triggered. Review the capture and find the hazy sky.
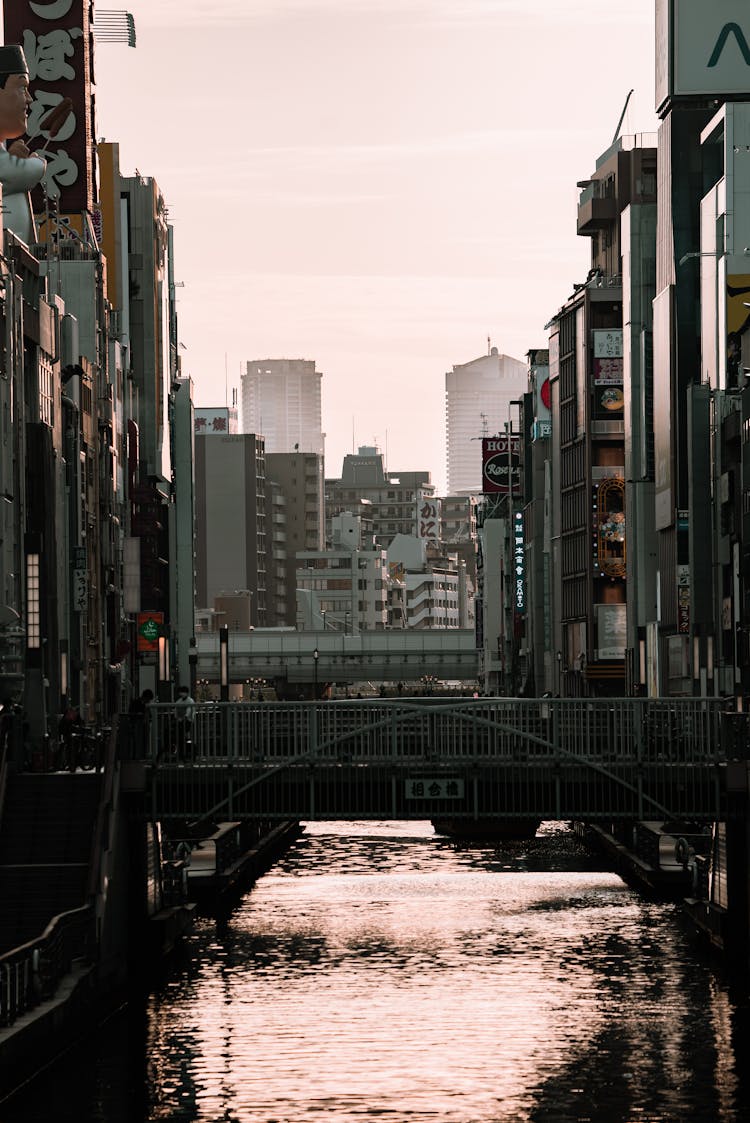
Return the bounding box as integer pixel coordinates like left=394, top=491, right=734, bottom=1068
left=91, top=0, right=658, bottom=490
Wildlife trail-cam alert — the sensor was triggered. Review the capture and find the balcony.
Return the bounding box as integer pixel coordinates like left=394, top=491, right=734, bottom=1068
left=577, top=187, right=618, bottom=235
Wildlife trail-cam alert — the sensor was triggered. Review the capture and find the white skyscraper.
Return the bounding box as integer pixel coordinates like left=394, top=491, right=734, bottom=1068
left=241, top=358, right=324, bottom=456
left=445, top=347, right=528, bottom=494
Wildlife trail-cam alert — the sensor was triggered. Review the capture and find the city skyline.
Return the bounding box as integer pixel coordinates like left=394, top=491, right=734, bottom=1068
left=92, top=0, right=658, bottom=491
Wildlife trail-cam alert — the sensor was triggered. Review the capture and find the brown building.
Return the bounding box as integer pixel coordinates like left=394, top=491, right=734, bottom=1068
left=547, top=136, right=657, bottom=695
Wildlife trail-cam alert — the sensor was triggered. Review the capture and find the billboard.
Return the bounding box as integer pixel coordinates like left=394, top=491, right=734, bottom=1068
left=482, top=436, right=520, bottom=495
left=656, top=0, right=750, bottom=112
left=727, top=274, right=750, bottom=389
left=194, top=408, right=238, bottom=435
left=4, top=0, right=96, bottom=214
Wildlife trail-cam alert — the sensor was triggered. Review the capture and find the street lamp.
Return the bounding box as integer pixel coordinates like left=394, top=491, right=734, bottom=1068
left=313, top=647, right=319, bottom=698
left=219, top=625, right=229, bottom=702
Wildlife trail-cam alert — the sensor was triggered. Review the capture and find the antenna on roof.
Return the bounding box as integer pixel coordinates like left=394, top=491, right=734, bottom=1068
left=487, top=335, right=491, bottom=355
left=612, top=89, right=634, bottom=145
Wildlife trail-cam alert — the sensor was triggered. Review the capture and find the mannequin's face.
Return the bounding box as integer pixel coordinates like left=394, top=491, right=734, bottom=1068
left=0, top=74, right=31, bottom=141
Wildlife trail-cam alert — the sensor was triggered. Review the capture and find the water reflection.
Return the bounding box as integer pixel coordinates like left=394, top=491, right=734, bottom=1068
left=2, top=821, right=748, bottom=1122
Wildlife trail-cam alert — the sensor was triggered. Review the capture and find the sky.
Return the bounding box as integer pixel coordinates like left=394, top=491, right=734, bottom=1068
left=89, top=0, right=659, bottom=491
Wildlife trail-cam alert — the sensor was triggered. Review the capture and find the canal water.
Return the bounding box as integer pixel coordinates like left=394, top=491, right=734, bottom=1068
left=3, top=821, right=749, bottom=1122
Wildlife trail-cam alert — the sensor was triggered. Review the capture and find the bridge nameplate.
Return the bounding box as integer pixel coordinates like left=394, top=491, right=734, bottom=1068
left=405, top=779, right=464, bottom=800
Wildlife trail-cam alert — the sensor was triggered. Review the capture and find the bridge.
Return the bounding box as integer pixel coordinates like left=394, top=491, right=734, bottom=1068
left=193, top=628, right=478, bottom=686
left=130, top=697, right=738, bottom=825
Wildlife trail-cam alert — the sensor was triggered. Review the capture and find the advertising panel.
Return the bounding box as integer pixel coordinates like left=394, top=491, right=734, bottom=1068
left=656, top=0, right=750, bottom=110
left=653, top=287, right=674, bottom=530
left=136, top=610, right=163, bottom=653
left=4, top=0, right=95, bottom=214
left=482, top=436, right=520, bottom=495
left=529, top=348, right=551, bottom=441
left=727, top=274, right=750, bottom=389
left=596, top=604, right=626, bottom=661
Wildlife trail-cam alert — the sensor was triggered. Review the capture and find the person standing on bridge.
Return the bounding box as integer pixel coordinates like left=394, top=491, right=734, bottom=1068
left=173, top=685, right=195, bottom=761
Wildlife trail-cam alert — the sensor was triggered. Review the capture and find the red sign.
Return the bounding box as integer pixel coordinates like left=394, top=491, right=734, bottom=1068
left=482, top=436, right=520, bottom=495
left=137, top=611, right=163, bottom=653
left=4, top=0, right=96, bottom=215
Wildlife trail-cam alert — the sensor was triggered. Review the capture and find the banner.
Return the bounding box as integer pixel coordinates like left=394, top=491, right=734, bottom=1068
left=4, top=0, right=95, bottom=213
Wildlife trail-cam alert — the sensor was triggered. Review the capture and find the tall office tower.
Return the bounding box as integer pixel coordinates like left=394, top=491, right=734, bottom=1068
left=241, top=358, right=324, bottom=456
left=445, top=347, right=527, bottom=494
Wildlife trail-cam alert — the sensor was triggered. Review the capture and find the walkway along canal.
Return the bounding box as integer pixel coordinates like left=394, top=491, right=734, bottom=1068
left=2, top=820, right=749, bottom=1122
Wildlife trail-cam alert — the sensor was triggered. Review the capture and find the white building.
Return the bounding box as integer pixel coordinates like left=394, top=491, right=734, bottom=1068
left=445, top=346, right=527, bottom=494
left=241, top=358, right=324, bottom=456
left=296, top=513, right=388, bottom=632
left=387, top=534, right=472, bottom=630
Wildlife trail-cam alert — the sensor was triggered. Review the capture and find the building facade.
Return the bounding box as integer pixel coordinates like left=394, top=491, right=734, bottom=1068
left=445, top=347, right=527, bottom=494
left=241, top=358, right=324, bottom=456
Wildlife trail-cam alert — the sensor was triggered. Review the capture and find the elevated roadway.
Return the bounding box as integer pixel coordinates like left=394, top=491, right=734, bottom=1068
left=194, top=628, right=479, bottom=686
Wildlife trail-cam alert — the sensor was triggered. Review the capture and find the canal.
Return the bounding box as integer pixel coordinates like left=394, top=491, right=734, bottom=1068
left=3, top=821, right=749, bottom=1121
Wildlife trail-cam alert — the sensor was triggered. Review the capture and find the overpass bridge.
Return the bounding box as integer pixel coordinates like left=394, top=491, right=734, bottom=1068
left=133, top=697, right=738, bottom=826
left=194, top=629, right=478, bottom=687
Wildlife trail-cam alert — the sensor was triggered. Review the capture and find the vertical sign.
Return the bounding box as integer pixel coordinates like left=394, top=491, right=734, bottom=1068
left=513, top=510, right=525, bottom=614
left=415, top=494, right=440, bottom=545
left=4, top=0, right=95, bottom=213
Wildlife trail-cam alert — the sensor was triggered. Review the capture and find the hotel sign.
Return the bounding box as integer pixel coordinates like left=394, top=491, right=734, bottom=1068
left=656, top=0, right=750, bottom=112
left=482, top=436, right=520, bottom=495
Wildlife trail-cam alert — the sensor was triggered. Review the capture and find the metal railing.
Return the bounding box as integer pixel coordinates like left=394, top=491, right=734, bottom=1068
left=0, top=904, right=94, bottom=1027
left=136, top=698, right=732, bottom=825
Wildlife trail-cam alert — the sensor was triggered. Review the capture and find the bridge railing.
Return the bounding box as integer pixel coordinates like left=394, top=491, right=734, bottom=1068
left=141, top=697, right=729, bottom=766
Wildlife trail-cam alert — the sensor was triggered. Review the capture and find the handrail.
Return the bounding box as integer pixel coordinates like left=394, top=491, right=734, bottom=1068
left=0, top=904, right=94, bottom=1028
left=86, top=719, right=118, bottom=901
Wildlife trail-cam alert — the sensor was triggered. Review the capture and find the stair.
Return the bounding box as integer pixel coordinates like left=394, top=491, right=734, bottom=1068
left=0, top=773, right=101, bottom=953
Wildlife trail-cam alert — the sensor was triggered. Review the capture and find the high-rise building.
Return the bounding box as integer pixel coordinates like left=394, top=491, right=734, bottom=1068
left=194, top=433, right=267, bottom=625
left=445, top=347, right=527, bottom=494
left=241, top=358, right=324, bottom=456
left=266, top=451, right=325, bottom=626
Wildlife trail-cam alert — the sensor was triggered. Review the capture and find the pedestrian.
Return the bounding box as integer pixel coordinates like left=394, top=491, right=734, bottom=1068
left=173, top=685, right=195, bottom=760
left=57, top=703, right=82, bottom=770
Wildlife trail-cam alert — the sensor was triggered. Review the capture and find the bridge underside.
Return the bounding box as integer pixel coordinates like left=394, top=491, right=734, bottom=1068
left=150, top=760, right=725, bottom=824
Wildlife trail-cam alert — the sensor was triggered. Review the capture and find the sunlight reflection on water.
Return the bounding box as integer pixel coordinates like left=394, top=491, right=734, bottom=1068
left=2, top=821, right=746, bottom=1122
left=140, top=821, right=746, bottom=1123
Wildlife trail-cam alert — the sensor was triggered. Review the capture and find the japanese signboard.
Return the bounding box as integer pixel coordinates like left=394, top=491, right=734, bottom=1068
left=482, top=436, right=520, bottom=495
left=194, top=407, right=238, bottom=435
left=513, top=510, right=525, bottom=614
left=5, top=0, right=95, bottom=215
left=415, top=495, right=440, bottom=545
left=592, top=330, right=623, bottom=358
left=404, top=778, right=465, bottom=800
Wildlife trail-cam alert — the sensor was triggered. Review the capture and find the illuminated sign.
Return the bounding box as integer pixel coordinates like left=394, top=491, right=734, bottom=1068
left=513, top=510, right=525, bottom=614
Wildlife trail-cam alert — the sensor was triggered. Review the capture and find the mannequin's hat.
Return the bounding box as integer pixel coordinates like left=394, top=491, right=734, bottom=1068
left=0, top=46, right=28, bottom=76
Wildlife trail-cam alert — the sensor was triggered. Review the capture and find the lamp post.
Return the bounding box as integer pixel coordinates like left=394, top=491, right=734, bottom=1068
left=313, top=647, right=319, bottom=698
left=219, top=625, right=229, bottom=702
